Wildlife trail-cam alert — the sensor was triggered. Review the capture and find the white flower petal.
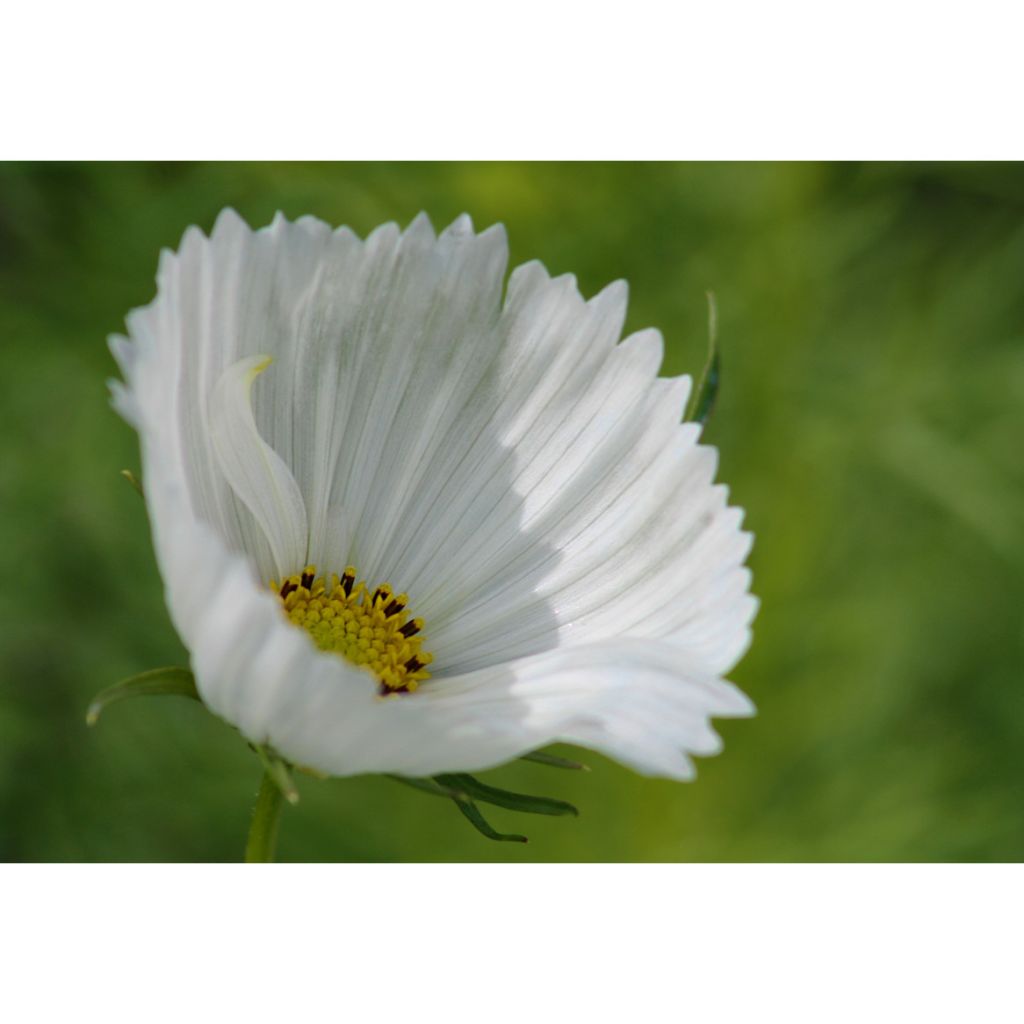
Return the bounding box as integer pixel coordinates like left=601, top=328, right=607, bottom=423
left=209, top=355, right=308, bottom=579
left=384, top=270, right=634, bottom=655
left=263, top=640, right=755, bottom=780
left=113, top=211, right=757, bottom=782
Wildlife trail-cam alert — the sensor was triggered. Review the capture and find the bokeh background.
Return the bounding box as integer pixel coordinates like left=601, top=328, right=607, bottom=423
left=1, top=162, right=1021, bottom=862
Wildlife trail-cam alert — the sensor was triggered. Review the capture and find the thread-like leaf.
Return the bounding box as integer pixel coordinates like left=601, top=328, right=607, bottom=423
left=436, top=773, right=579, bottom=817
left=86, top=667, right=199, bottom=726
left=120, top=468, right=144, bottom=498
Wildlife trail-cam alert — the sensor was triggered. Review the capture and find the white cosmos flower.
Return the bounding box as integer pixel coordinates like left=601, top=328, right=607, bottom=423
left=109, top=210, right=756, bottom=781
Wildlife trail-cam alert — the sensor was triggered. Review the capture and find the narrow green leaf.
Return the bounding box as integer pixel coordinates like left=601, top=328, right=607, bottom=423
left=120, top=468, right=144, bottom=498
left=436, top=773, right=579, bottom=818
left=520, top=750, right=590, bottom=772
left=254, top=746, right=300, bottom=805
left=452, top=797, right=528, bottom=844
left=688, top=290, right=720, bottom=425
left=86, top=667, right=199, bottom=726
left=388, top=775, right=471, bottom=802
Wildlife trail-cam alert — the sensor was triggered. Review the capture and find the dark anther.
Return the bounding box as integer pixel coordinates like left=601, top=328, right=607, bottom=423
left=399, top=620, right=421, bottom=638
left=341, top=572, right=354, bottom=596
left=280, top=580, right=297, bottom=598
left=384, top=598, right=406, bottom=617
left=300, top=570, right=315, bottom=589
left=379, top=681, right=411, bottom=696
left=373, top=586, right=389, bottom=604
left=404, top=656, right=424, bottom=673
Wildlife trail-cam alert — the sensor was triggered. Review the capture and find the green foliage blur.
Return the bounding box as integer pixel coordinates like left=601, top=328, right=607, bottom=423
left=1, top=162, right=1022, bottom=862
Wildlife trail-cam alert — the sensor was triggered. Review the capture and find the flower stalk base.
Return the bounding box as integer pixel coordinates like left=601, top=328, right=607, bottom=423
left=245, top=771, right=285, bottom=863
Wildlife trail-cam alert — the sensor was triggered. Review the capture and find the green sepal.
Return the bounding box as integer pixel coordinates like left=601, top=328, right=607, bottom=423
left=86, top=666, right=199, bottom=726
left=520, top=750, right=590, bottom=771
left=389, top=774, right=531, bottom=842
left=452, top=797, right=528, bottom=844
left=253, top=746, right=300, bottom=805
left=687, top=290, right=720, bottom=426
left=436, top=773, right=579, bottom=818
left=388, top=775, right=471, bottom=802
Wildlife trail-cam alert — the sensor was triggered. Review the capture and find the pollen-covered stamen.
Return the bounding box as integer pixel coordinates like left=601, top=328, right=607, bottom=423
left=268, top=565, right=433, bottom=696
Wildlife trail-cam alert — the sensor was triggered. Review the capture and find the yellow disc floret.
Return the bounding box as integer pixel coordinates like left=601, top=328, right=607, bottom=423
left=269, top=565, right=432, bottom=695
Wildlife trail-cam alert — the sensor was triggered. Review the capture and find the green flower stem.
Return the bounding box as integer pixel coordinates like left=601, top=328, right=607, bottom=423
left=245, top=771, right=285, bottom=862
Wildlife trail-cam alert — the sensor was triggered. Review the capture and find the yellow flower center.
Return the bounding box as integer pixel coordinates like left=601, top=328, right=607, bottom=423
left=269, top=565, right=432, bottom=695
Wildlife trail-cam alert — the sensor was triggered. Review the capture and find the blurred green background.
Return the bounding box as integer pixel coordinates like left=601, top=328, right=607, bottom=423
left=1, top=162, right=1021, bottom=862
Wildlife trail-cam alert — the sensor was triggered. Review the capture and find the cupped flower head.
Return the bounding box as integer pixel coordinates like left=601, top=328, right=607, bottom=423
left=110, top=211, right=756, bottom=781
